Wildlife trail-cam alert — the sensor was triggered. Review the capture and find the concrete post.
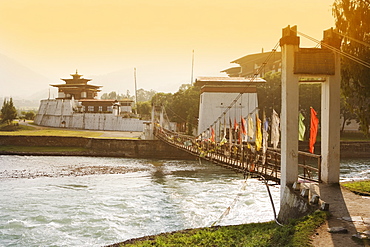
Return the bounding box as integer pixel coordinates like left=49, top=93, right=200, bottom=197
left=159, top=107, right=165, bottom=127
left=279, top=25, right=300, bottom=198
left=321, top=29, right=342, bottom=183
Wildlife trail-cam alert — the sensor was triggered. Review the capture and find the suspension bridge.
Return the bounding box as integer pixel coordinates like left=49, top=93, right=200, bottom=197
left=150, top=24, right=370, bottom=221
left=153, top=116, right=322, bottom=184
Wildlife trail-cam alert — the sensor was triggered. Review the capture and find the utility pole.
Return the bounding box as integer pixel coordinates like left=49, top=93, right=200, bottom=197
left=191, top=50, right=194, bottom=85
left=134, top=68, right=138, bottom=115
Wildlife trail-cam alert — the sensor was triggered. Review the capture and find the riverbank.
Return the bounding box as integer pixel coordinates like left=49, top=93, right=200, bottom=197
left=106, top=211, right=329, bottom=246
left=1, top=135, right=370, bottom=159
left=0, top=135, right=195, bottom=160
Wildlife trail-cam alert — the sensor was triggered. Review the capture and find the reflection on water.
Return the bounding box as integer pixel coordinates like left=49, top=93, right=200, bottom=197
left=340, top=158, right=370, bottom=181
left=0, top=155, right=368, bottom=247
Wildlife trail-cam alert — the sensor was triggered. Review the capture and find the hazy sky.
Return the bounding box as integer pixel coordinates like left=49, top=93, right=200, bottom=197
left=0, top=0, right=335, bottom=94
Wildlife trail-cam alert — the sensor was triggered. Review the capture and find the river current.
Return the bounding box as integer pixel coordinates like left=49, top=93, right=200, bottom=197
left=0, top=155, right=369, bottom=247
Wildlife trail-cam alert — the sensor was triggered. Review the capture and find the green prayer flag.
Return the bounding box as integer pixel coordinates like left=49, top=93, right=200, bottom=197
left=299, top=112, right=306, bottom=141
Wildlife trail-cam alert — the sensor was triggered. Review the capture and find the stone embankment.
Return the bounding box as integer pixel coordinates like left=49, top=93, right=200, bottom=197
left=0, top=135, right=195, bottom=160
left=1, top=136, right=370, bottom=159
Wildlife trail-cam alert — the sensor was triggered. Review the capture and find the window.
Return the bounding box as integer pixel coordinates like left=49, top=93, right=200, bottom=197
left=107, top=106, right=113, bottom=112
left=82, top=106, right=86, bottom=112
left=81, top=92, right=87, bottom=98
left=58, top=92, right=65, bottom=98
left=88, top=106, right=94, bottom=112
left=98, top=106, right=103, bottom=112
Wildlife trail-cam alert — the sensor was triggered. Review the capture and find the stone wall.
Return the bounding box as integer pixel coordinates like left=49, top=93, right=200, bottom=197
left=0, top=136, right=195, bottom=160
left=299, top=141, right=370, bottom=158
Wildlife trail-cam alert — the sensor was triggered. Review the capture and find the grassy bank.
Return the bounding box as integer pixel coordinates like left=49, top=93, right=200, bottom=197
left=110, top=211, right=328, bottom=247
left=340, top=131, right=370, bottom=141
left=0, top=122, right=140, bottom=139
left=341, top=180, right=370, bottom=196
left=0, top=123, right=103, bottom=138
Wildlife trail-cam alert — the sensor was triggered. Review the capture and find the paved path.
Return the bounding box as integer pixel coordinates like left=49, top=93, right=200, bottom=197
left=311, top=184, right=370, bottom=246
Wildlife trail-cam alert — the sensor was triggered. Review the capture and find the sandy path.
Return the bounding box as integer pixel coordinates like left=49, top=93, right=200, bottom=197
left=311, top=184, right=370, bottom=246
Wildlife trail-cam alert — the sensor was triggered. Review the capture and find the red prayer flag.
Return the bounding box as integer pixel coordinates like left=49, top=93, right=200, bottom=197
left=234, top=118, right=239, bottom=131
left=309, top=107, right=319, bottom=153
left=210, top=126, right=215, bottom=142
left=241, top=116, right=247, bottom=135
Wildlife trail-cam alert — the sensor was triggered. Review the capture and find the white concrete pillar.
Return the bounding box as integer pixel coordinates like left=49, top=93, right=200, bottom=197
left=280, top=26, right=300, bottom=199
left=160, top=107, right=165, bottom=127
left=321, top=52, right=341, bottom=183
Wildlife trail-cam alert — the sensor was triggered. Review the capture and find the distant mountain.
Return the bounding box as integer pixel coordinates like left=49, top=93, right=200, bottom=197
left=0, top=53, right=51, bottom=100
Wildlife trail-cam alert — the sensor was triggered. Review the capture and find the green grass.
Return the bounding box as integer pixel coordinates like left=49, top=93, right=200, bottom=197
left=0, top=122, right=103, bottom=138
left=340, top=131, right=370, bottom=141
left=341, top=180, right=370, bottom=195
left=0, top=145, right=89, bottom=153
left=0, top=122, right=140, bottom=139
left=119, top=211, right=328, bottom=247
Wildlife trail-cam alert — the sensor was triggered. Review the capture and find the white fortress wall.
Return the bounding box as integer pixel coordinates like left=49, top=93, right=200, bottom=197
left=35, top=99, right=144, bottom=132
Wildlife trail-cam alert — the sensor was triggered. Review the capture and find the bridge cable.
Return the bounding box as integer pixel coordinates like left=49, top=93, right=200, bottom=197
left=199, top=41, right=281, bottom=139
left=258, top=174, right=284, bottom=226
left=292, top=29, right=370, bottom=69
left=210, top=172, right=283, bottom=227
left=210, top=179, right=248, bottom=227
left=333, top=30, right=370, bottom=48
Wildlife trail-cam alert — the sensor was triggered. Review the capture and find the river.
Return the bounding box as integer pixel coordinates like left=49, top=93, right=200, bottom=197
left=0, top=156, right=369, bottom=247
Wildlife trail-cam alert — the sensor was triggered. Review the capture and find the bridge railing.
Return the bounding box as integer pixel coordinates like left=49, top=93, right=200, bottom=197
left=154, top=125, right=321, bottom=183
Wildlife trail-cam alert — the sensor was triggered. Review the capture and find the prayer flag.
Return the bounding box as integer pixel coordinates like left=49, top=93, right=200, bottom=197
left=210, top=126, right=215, bottom=142
left=255, top=112, right=262, bottom=151
left=309, top=107, right=319, bottom=153
left=247, top=114, right=254, bottom=141
left=262, top=112, right=269, bottom=154
left=241, top=116, right=247, bottom=135
left=234, top=118, right=239, bottom=131
left=299, top=112, right=306, bottom=141
left=262, top=111, right=269, bottom=164
left=229, top=118, right=233, bottom=144
left=271, top=109, right=280, bottom=149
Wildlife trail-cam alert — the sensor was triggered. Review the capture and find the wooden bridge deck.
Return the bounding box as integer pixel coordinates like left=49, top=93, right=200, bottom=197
left=154, top=126, right=322, bottom=183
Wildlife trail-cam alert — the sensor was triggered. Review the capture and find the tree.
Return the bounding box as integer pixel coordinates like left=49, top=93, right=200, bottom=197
left=340, top=93, right=357, bottom=132
left=150, top=84, right=200, bottom=135
left=136, top=101, right=152, bottom=120
left=1, top=98, right=17, bottom=125
left=136, top=88, right=157, bottom=102
left=333, top=0, right=370, bottom=135
left=100, top=91, right=135, bottom=100
left=170, top=84, right=200, bottom=135
left=21, top=110, right=36, bottom=120
left=258, top=71, right=282, bottom=117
